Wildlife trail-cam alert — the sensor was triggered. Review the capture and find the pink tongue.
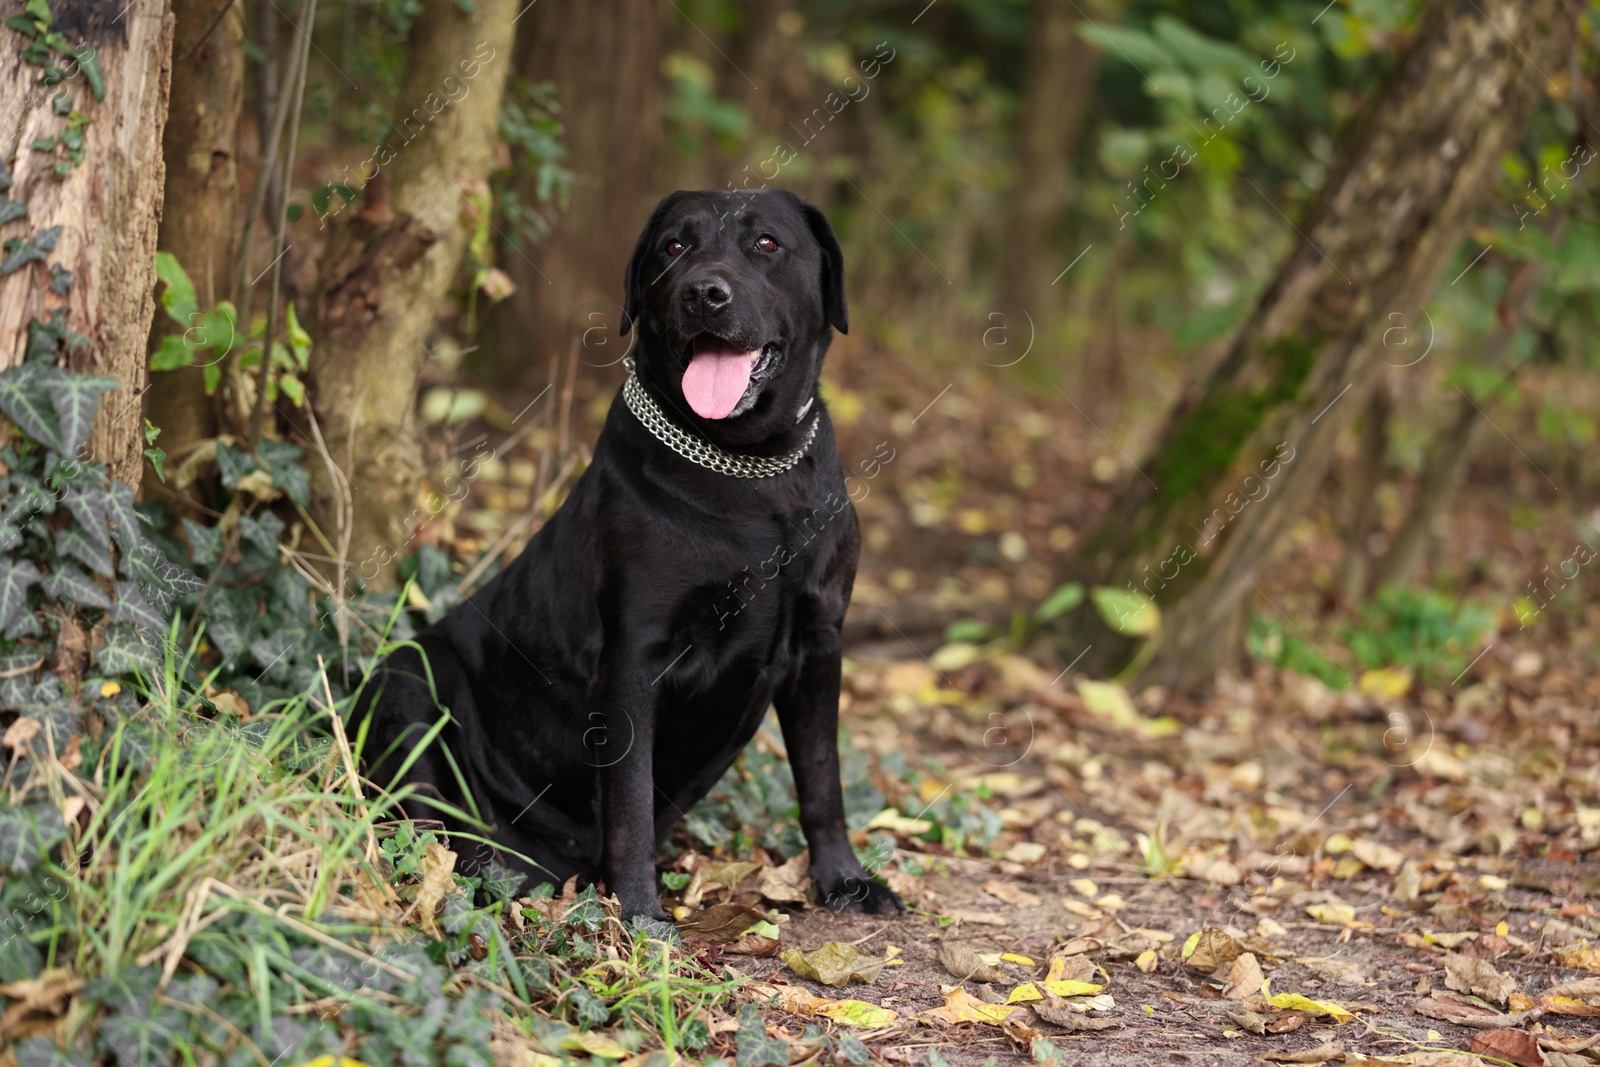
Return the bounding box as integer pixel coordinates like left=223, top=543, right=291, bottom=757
left=681, top=345, right=758, bottom=420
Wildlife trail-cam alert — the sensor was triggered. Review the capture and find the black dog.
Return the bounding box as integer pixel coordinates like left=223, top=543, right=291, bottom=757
left=356, top=189, right=902, bottom=921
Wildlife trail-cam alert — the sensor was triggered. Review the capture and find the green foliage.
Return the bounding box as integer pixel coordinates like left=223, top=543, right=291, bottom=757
left=1344, top=587, right=1494, bottom=682
left=494, top=78, right=573, bottom=247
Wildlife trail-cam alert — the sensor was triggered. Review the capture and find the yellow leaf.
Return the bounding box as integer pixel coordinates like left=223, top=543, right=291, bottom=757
left=1135, top=950, right=1159, bottom=973
left=99, top=681, right=121, bottom=698
left=1357, top=666, right=1412, bottom=699
left=558, top=1033, right=631, bottom=1059
left=1305, top=903, right=1355, bottom=925
left=1007, top=978, right=1102, bottom=1003
left=1000, top=953, right=1036, bottom=966
left=814, top=999, right=899, bottom=1027
left=864, top=808, right=934, bottom=835
left=1263, top=981, right=1355, bottom=1024
left=1495, top=921, right=1508, bottom=937
left=290, top=1059, right=377, bottom=1067
left=921, top=986, right=1025, bottom=1025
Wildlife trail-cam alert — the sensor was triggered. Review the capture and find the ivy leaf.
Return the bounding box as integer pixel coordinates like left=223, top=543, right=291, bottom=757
left=130, top=544, right=202, bottom=613
left=0, top=803, right=67, bottom=873
left=736, top=1003, right=791, bottom=1067
left=105, top=481, right=143, bottom=557
left=98, top=624, right=157, bottom=675
left=181, top=518, right=222, bottom=566
left=149, top=334, right=192, bottom=372
left=59, top=484, right=110, bottom=549
left=214, top=440, right=258, bottom=489
left=43, top=562, right=111, bottom=611
left=41, top=371, right=119, bottom=458
left=238, top=511, right=285, bottom=559
left=0, top=197, right=24, bottom=225
left=0, top=557, right=41, bottom=635
left=0, top=365, right=62, bottom=450
left=257, top=438, right=310, bottom=507
left=54, top=524, right=112, bottom=578
left=477, top=860, right=527, bottom=905
left=75, top=47, right=105, bottom=101
left=0, top=225, right=60, bottom=276
left=111, top=581, right=166, bottom=632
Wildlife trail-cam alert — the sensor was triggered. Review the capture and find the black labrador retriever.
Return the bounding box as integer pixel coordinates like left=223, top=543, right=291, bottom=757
left=356, top=189, right=903, bottom=921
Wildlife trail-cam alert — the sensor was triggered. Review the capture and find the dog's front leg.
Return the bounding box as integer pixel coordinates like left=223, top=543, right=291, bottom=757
left=593, top=665, right=666, bottom=922
left=775, top=637, right=904, bottom=915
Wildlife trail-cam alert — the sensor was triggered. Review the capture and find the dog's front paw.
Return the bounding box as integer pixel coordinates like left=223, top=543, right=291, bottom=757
left=813, top=868, right=904, bottom=915
left=617, top=892, right=669, bottom=924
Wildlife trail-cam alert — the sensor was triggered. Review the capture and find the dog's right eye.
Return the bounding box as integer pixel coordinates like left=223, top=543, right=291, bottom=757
left=664, top=240, right=686, bottom=257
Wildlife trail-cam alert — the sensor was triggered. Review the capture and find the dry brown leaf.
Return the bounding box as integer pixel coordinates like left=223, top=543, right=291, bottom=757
left=938, top=940, right=1003, bottom=984
left=1466, top=1029, right=1548, bottom=1067
left=1414, top=991, right=1522, bottom=1029
left=1182, top=927, right=1241, bottom=974
left=1225, top=1006, right=1267, bottom=1034
left=412, top=840, right=457, bottom=936
left=2, top=716, right=39, bottom=750
left=682, top=861, right=761, bottom=909
left=1262, top=1041, right=1344, bottom=1064
left=1443, top=952, right=1516, bottom=1005
left=754, top=851, right=810, bottom=904
left=677, top=903, right=780, bottom=956
left=1000, top=1014, right=1041, bottom=1048
left=942, top=908, right=1010, bottom=927
left=0, top=968, right=82, bottom=1038
left=980, top=879, right=1041, bottom=907
left=1031, top=995, right=1121, bottom=1031
left=1224, top=952, right=1263, bottom=999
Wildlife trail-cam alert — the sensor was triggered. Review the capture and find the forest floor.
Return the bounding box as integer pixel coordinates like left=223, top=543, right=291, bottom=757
left=409, top=345, right=1600, bottom=1067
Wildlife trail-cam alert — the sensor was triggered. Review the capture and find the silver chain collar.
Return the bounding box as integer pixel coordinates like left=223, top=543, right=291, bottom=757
left=621, top=360, right=819, bottom=479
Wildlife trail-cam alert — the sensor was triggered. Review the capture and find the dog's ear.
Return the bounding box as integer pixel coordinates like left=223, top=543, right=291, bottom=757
left=621, top=193, right=687, bottom=336
left=791, top=194, right=848, bottom=335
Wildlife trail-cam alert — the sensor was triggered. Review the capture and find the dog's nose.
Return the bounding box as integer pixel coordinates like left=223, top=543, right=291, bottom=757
left=683, top=276, right=732, bottom=311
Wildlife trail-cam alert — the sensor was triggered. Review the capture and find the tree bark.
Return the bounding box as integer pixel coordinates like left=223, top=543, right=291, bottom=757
left=1004, top=0, right=1102, bottom=325
left=309, top=0, right=517, bottom=590
left=1336, top=384, right=1390, bottom=604
left=1056, top=0, right=1583, bottom=689
left=144, top=0, right=245, bottom=500
left=472, top=0, right=661, bottom=387
left=0, top=0, right=174, bottom=485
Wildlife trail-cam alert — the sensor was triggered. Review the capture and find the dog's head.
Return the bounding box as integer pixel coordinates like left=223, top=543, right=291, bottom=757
left=620, top=190, right=846, bottom=444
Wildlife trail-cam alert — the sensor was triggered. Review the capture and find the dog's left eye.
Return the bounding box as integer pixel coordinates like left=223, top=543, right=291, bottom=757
left=755, top=235, right=779, bottom=253
left=664, top=240, right=686, bottom=257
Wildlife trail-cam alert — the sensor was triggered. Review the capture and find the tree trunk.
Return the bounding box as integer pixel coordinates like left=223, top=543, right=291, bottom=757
left=1004, top=0, right=1102, bottom=325
left=1336, top=383, right=1390, bottom=604
left=0, top=0, right=174, bottom=485
left=1057, top=0, right=1583, bottom=689
left=1369, top=248, right=1549, bottom=591
left=144, top=0, right=245, bottom=501
left=472, top=0, right=661, bottom=387
left=309, top=0, right=517, bottom=589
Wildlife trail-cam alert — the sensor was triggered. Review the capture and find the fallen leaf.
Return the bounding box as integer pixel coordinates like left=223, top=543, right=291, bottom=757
left=677, top=903, right=775, bottom=944
left=781, top=943, right=885, bottom=987
left=1263, top=1041, right=1344, bottom=1064
left=2, top=716, right=39, bottom=750
left=1414, top=991, right=1522, bottom=1028
left=1005, top=979, right=1102, bottom=1004
left=1443, top=953, right=1516, bottom=1005
left=814, top=999, right=899, bottom=1028
left=1350, top=839, right=1404, bottom=871
left=1135, top=949, right=1159, bottom=973
left=1182, top=928, right=1241, bottom=974
left=1032, top=996, right=1121, bottom=1031
left=864, top=809, right=935, bottom=835
left=558, top=1033, right=632, bottom=1059
left=1001, top=1014, right=1041, bottom=1048
left=1305, top=902, right=1356, bottom=925
left=1262, top=981, right=1355, bottom=1023
left=755, top=851, right=810, bottom=904
left=1224, top=952, right=1264, bottom=999
left=1226, top=1007, right=1267, bottom=1034
left=919, top=986, right=1025, bottom=1026
left=939, top=940, right=1003, bottom=983
left=1552, top=941, right=1600, bottom=972
left=1466, top=1029, right=1547, bottom=1067
left=682, top=861, right=761, bottom=909
left=981, top=879, right=1041, bottom=906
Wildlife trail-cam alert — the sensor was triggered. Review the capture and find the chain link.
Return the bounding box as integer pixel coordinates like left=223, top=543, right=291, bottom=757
left=621, top=364, right=818, bottom=478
